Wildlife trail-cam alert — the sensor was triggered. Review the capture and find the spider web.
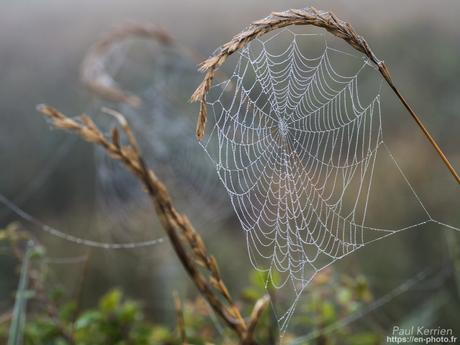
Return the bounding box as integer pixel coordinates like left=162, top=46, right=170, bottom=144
left=200, top=29, right=460, bottom=331
left=90, top=39, right=232, bottom=244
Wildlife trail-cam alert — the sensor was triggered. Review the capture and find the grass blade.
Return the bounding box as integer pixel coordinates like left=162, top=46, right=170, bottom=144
left=8, top=241, right=33, bottom=345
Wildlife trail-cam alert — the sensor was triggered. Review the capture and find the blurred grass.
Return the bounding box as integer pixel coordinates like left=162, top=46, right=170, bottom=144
left=8, top=242, right=32, bottom=345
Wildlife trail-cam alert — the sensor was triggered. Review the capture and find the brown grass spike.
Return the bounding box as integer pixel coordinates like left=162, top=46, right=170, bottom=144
left=191, top=7, right=460, bottom=184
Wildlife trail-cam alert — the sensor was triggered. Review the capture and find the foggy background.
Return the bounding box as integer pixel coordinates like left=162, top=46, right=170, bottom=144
left=1, top=0, right=460, bottom=341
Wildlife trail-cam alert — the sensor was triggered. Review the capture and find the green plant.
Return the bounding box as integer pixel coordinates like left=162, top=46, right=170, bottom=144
left=8, top=241, right=32, bottom=345
left=0, top=225, right=380, bottom=345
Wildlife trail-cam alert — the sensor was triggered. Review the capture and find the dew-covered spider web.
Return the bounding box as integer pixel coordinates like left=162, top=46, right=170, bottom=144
left=200, top=28, right=460, bottom=331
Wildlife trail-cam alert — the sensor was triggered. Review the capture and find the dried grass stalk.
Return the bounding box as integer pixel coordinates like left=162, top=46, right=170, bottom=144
left=242, top=295, right=270, bottom=345
left=81, top=22, right=173, bottom=108
left=37, top=104, right=269, bottom=344
left=173, top=291, right=187, bottom=344
left=191, top=7, right=460, bottom=184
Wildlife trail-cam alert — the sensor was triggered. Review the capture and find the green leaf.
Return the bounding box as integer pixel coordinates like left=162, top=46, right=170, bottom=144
left=99, top=289, right=122, bottom=313
left=150, top=326, right=172, bottom=343
left=0, top=230, right=8, bottom=241
left=249, top=270, right=267, bottom=291
left=75, top=311, right=102, bottom=330
left=337, top=287, right=352, bottom=306
left=241, top=287, right=261, bottom=302
left=59, top=302, right=77, bottom=321
left=119, top=301, right=140, bottom=323
left=321, top=302, right=336, bottom=323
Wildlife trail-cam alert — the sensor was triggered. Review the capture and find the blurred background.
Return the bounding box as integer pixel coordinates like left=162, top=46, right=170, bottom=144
left=1, top=0, right=459, bottom=343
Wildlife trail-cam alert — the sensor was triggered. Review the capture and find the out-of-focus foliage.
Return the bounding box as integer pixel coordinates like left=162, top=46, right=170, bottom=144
left=0, top=225, right=380, bottom=345
left=241, top=270, right=379, bottom=345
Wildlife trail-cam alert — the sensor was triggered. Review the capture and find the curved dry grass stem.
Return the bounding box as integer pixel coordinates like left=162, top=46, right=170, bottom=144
left=242, top=295, right=270, bottom=345
left=81, top=21, right=230, bottom=110
left=81, top=22, right=173, bottom=108
left=191, top=6, right=460, bottom=184
left=37, top=104, right=269, bottom=344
